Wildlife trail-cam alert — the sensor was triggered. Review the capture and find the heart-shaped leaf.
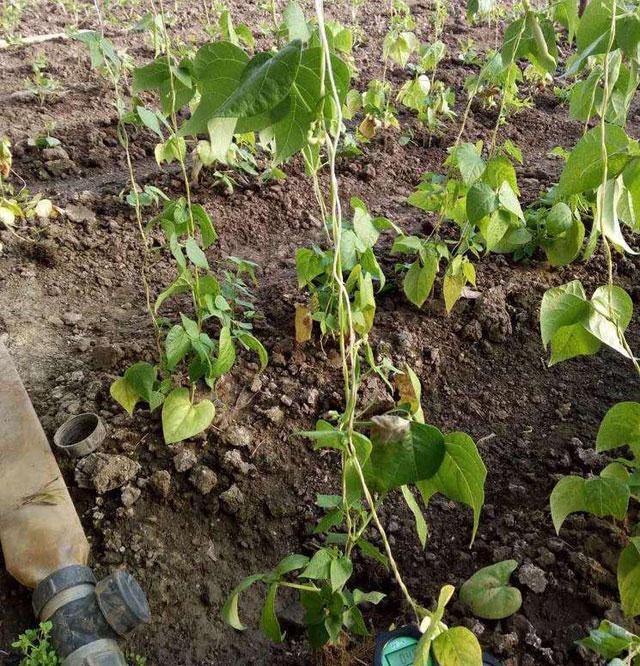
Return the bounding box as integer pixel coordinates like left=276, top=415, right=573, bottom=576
left=460, top=560, right=522, bottom=620
left=618, top=537, right=640, bottom=618
left=596, top=401, right=640, bottom=457
left=363, top=420, right=445, bottom=493
left=162, top=387, right=215, bottom=444
left=466, top=182, right=498, bottom=225
left=124, top=361, right=157, bottom=402
left=551, top=474, right=630, bottom=533
left=218, top=40, right=302, bottom=119
left=432, top=627, right=483, bottom=666
left=417, top=432, right=486, bottom=543
left=110, top=377, right=140, bottom=416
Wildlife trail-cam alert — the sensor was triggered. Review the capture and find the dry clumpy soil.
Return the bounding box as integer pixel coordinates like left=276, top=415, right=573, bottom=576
left=1, top=1, right=640, bottom=665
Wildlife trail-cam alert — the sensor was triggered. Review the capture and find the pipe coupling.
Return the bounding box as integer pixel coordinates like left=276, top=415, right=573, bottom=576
left=33, top=566, right=150, bottom=666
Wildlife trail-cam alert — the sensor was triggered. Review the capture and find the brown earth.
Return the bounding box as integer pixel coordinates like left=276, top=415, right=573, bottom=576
left=1, top=1, right=640, bottom=665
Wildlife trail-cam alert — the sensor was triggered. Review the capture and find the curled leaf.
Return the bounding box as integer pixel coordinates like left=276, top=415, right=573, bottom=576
left=295, top=303, right=313, bottom=343
left=460, top=560, right=522, bottom=620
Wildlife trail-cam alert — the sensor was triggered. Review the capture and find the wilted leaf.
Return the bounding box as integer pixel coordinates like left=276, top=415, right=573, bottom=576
left=295, top=303, right=313, bottom=343
left=460, top=560, right=522, bottom=620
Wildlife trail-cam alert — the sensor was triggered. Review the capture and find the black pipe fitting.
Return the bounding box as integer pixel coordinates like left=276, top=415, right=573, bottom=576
left=32, top=566, right=150, bottom=666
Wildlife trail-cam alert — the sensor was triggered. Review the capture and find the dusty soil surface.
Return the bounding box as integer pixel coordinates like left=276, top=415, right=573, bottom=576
left=1, top=1, right=640, bottom=665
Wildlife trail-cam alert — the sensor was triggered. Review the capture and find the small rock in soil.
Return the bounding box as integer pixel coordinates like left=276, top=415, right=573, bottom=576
left=518, top=562, right=548, bottom=593
left=492, top=632, right=518, bottom=655
left=547, top=538, right=564, bottom=553
left=189, top=465, right=218, bottom=495
left=42, top=146, right=69, bottom=161
left=572, top=437, right=599, bottom=465
left=220, top=484, right=244, bottom=514
left=462, top=618, right=485, bottom=637
left=537, top=547, right=556, bottom=567
left=46, top=158, right=75, bottom=177
left=222, top=450, right=255, bottom=476
left=150, top=470, right=171, bottom=498
left=556, top=402, right=572, bottom=418
left=121, top=484, right=141, bottom=507
left=265, top=406, right=284, bottom=424
left=62, top=311, right=83, bottom=326
left=272, top=351, right=286, bottom=366
left=91, top=344, right=121, bottom=370
left=65, top=203, right=96, bottom=225
left=462, top=319, right=483, bottom=342
left=75, top=453, right=140, bottom=493
left=223, top=424, right=253, bottom=448
left=173, top=448, right=198, bottom=472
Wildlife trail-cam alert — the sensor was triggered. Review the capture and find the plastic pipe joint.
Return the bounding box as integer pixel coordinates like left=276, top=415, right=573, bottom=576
left=32, top=565, right=151, bottom=666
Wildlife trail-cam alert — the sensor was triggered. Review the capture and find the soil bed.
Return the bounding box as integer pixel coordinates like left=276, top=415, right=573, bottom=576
left=1, top=1, right=640, bottom=665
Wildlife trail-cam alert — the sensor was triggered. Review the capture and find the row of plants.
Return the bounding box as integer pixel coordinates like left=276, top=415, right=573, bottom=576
left=217, top=2, right=491, bottom=660
left=89, top=0, right=504, bottom=659
left=87, top=0, right=640, bottom=661
left=9, top=0, right=640, bottom=663
left=375, top=0, right=640, bottom=656
left=539, top=0, right=640, bottom=661
left=75, top=16, right=269, bottom=446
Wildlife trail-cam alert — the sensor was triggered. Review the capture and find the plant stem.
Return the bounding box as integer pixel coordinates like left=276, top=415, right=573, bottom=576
left=157, top=0, right=204, bottom=329
left=489, top=3, right=527, bottom=155
left=594, top=0, right=640, bottom=379
left=313, top=0, right=422, bottom=623
left=95, top=10, right=161, bottom=358
left=280, top=581, right=320, bottom=593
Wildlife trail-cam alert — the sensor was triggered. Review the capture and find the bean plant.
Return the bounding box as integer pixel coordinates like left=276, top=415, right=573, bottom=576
left=23, top=54, right=61, bottom=106
left=78, top=14, right=267, bottom=445
left=0, top=139, right=57, bottom=251
left=214, top=2, right=489, bottom=663
left=532, top=0, right=640, bottom=655
left=387, top=0, right=562, bottom=313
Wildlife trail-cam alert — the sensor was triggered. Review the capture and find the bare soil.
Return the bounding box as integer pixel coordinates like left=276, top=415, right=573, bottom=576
left=1, top=1, right=640, bottom=665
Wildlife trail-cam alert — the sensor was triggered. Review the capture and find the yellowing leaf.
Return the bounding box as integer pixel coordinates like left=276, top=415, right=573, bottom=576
left=110, top=377, right=140, bottom=416
left=35, top=199, right=53, bottom=219
left=394, top=364, right=425, bottom=423
left=161, top=387, right=215, bottom=444
left=0, top=206, right=16, bottom=228
left=432, top=627, right=483, bottom=666
left=295, top=303, right=313, bottom=343
left=358, top=116, right=377, bottom=139
left=443, top=271, right=466, bottom=313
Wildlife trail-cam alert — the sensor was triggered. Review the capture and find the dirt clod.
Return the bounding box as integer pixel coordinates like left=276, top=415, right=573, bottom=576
left=222, top=450, right=255, bottom=477
left=150, top=470, right=171, bottom=498
left=475, top=286, right=512, bottom=342
left=223, top=423, right=253, bottom=448
left=220, top=484, right=244, bottom=514
left=189, top=465, right=218, bottom=495
left=121, top=484, right=141, bottom=507
left=518, top=562, right=548, bottom=594
left=173, top=448, right=197, bottom=472
left=75, top=453, right=140, bottom=494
